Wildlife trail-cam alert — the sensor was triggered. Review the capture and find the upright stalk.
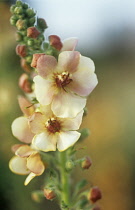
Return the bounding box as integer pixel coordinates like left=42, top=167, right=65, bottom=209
left=59, top=151, right=70, bottom=209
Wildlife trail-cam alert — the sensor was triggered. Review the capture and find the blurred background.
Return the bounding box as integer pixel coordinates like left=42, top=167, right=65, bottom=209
left=0, top=0, right=135, bottom=209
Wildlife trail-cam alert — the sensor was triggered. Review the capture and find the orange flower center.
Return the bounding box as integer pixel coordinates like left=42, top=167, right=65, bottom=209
left=55, top=72, right=72, bottom=88
left=46, top=118, right=61, bottom=133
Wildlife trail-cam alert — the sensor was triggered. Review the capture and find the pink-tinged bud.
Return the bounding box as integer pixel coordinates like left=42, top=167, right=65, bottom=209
left=18, top=73, right=32, bottom=93
left=88, top=187, right=102, bottom=203
left=21, top=59, right=32, bottom=72
left=27, top=27, right=40, bottom=39
left=92, top=205, right=101, bottom=210
left=16, top=45, right=27, bottom=57
left=81, top=156, right=92, bottom=169
left=44, top=188, right=56, bottom=200
left=31, top=53, right=45, bottom=68
left=49, top=35, right=63, bottom=51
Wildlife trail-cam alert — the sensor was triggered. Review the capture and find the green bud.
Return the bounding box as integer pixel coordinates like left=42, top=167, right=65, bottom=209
left=20, top=30, right=27, bottom=36
left=27, top=39, right=34, bottom=46
left=25, top=55, right=32, bottom=64
left=16, top=19, right=27, bottom=30
left=34, top=39, right=42, bottom=46
left=18, top=14, right=25, bottom=19
left=79, top=128, right=90, bottom=142
left=37, top=18, right=47, bottom=30
left=43, top=42, right=49, bottom=50
left=45, top=49, right=53, bottom=55
left=10, top=5, right=16, bottom=13
left=14, top=6, right=23, bottom=15
left=28, top=17, right=36, bottom=26
left=65, top=160, right=75, bottom=171
left=23, top=3, right=28, bottom=9
left=16, top=1, right=23, bottom=7
left=26, top=8, right=35, bottom=17
left=31, top=190, right=44, bottom=203
left=10, top=16, right=17, bottom=26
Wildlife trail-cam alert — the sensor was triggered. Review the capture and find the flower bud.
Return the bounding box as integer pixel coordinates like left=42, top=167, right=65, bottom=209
left=88, top=187, right=102, bottom=203
left=27, top=27, right=40, bottom=39
left=81, top=156, right=92, bottom=169
left=23, top=3, right=28, bottom=9
left=28, top=17, right=36, bottom=26
left=49, top=35, right=63, bottom=51
left=10, top=16, right=18, bottom=26
left=65, top=160, right=75, bottom=171
left=16, top=1, right=23, bottom=7
left=27, top=39, right=34, bottom=46
left=26, top=8, right=35, bottom=17
left=16, top=19, right=27, bottom=30
left=44, top=188, right=56, bottom=200
left=10, top=5, right=16, bottom=13
left=14, top=6, right=23, bottom=15
left=25, top=55, right=32, bottom=64
left=37, top=18, right=47, bottom=30
left=21, top=59, right=32, bottom=72
left=31, top=53, right=45, bottom=68
left=18, top=73, right=33, bottom=93
left=16, top=45, right=27, bottom=57
left=31, top=190, right=44, bottom=203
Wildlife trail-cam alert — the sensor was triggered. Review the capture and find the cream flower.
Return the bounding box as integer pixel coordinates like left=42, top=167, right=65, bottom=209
left=33, top=51, right=98, bottom=118
left=9, top=144, right=45, bottom=185
left=29, top=105, right=83, bottom=152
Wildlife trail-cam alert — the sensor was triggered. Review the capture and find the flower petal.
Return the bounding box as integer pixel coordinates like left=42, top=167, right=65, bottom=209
left=18, top=95, right=34, bottom=116
left=57, top=131, right=80, bottom=151
left=61, top=37, right=78, bottom=51
left=52, top=91, right=86, bottom=118
left=24, top=172, right=36, bottom=186
left=11, top=144, right=23, bottom=153
left=37, top=55, right=57, bottom=78
left=29, top=112, right=47, bottom=134
left=27, top=152, right=45, bottom=175
left=34, top=75, right=54, bottom=106
left=58, top=51, right=80, bottom=73
left=62, top=110, right=84, bottom=131
left=15, top=145, right=33, bottom=157
left=9, top=156, right=29, bottom=175
left=11, top=117, right=34, bottom=143
left=32, top=132, right=57, bottom=152
left=40, top=104, right=53, bottom=119
left=69, top=56, right=98, bottom=96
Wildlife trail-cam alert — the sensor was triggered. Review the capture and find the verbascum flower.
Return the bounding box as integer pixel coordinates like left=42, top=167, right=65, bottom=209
left=33, top=51, right=98, bottom=118
left=29, top=105, right=83, bottom=152
left=9, top=144, right=45, bottom=185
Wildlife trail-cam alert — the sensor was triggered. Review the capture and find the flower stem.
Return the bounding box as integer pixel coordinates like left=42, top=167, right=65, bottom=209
left=59, top=151, right=70, bottom=208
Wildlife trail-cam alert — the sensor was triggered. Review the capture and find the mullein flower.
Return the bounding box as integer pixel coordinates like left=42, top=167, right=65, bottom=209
left=33, top=51, right=98, bottom=118
left=9, top=144, right=45, bottom=185
left=29, top=105, right=83, bottom=152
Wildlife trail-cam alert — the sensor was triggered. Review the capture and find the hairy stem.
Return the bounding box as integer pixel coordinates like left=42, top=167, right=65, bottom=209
left=59, top=151, right=70, bottom=209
